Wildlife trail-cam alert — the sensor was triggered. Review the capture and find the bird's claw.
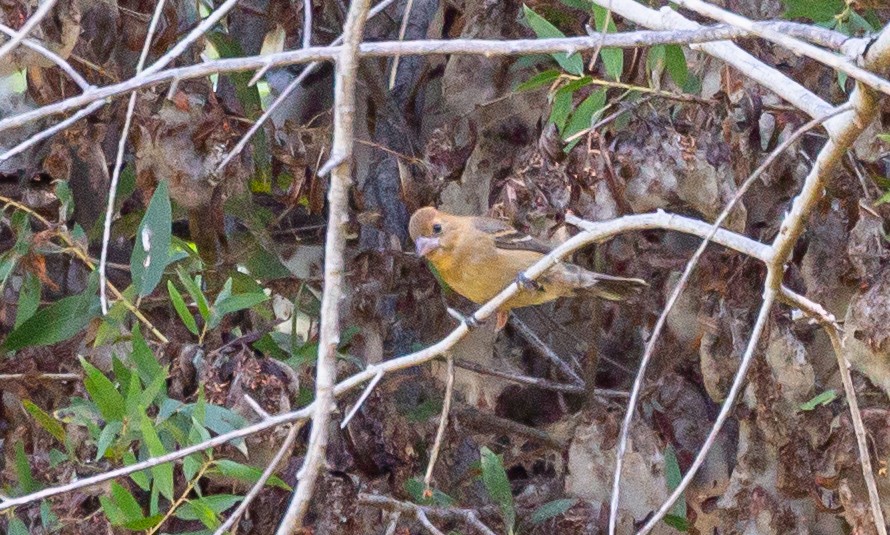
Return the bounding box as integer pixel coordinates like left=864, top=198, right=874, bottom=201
left=516, top=272, right=542, bottom=292
left=447, top=307, right=480, bottom=329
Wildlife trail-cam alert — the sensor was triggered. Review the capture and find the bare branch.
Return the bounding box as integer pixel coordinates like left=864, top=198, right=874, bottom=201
left=0, top=25, right=855, bottom=136
left=358, top=493, right=498, bottom=535
left=0, top=100, right=106, bottom=163
left=214, top=0, right=398, bottom=175
left=275, top=0, right=372, bottom=530
left=99, top=0, right=168, bottom=314
left=0, top=210, right=775, bottom=513
left=424, top=356, right=454, bottom=492
left=212, top=421, right=305, bottom=535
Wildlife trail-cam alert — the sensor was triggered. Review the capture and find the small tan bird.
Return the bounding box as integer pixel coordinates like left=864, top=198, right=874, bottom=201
left=408, top=207, right=647, bottom=328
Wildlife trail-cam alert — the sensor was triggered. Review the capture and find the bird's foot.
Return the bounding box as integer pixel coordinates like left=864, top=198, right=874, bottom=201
left=447, top=307, right=481, bottom=329
left=515, top=272, right=542, bottom=292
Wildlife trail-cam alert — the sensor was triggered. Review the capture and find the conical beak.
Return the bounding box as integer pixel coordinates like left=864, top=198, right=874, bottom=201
left=415, top=236, right=441, bottom=257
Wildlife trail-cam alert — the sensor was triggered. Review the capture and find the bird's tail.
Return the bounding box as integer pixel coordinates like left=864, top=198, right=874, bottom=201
left=557, top=263, right=648, bottom=301
left=584, top=273, right=649, bottom=301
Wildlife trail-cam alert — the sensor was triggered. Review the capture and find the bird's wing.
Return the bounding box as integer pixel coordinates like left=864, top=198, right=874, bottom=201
left=472, top=217, right=553, bottom=255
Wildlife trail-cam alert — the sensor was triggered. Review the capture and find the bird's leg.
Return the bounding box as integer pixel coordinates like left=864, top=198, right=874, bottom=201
left=495, top=310, right=509, bottom=331
left=446, top=307, right=481, bottom=329
left=515, top=272, right=543, bottom=292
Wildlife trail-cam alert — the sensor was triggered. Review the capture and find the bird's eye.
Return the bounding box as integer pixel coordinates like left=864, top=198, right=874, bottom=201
left=432, top=223, right=442, bottom=234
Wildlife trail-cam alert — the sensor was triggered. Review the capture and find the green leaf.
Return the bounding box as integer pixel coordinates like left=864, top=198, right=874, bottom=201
left=175, top=495, right=243, bottom=528
left=214, top=291, right=269, bottom=320
left=664, top=445, right=686, bottom=521
left=14, top=441, right=39, bottom=493
left=664, top=45, right=688, bottom=89
left=14, top=271, right=40, bottom=328
left=7, top=518, right=29, bottom=535
left=130, top=324, right=165, bottom=389
left=2, top=274, right=99, bottom=352
left=523, top=5, right=584, bottom=75
left=96, top=421, right=123, bottom=460
left=877, top=133, right=890, bottom=143
left=40, top=499, right=60, bottom=532
left=531, top=498, right=578, bottom=524
left=515, top=69, right=562, bottom=92
left=130, top=180, right=172, bottom=297
left=23, top=400, right=66, bottom=444
left=563, top=88, right=607, bottom=140
left=874, top=189, right=890, bottom=206
left=81, top=357, right=126, bottom=422
left=592, top=5, right=623, bottom=80
left=799, top=389, right=838, bottom=411
left=124, top=450, right=151, bottom=491
left=178, top=269, right=211, bottom=322
left=211, top=459, right=291, bottom=491
left=55, top=180, right=74, bottom=221
left=665, top=514, right=690, bottom=531
left=480, top=447, right=515, bottom=533
left=140, top=414, right=174, bottom=501
left=100, top=481, right=144, bottom=526
left=404, top=478, right=455, bottom=507
left=168, top=280, right=199, bottom=335
left=781, top=0, right=844, bottom=22
left=549, top=86, right=574, bottom=133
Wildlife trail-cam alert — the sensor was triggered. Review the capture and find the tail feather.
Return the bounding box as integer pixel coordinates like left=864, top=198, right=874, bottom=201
left=583, top=273, right=648, bottom=301
left=553, top=263, right=648, bottom=301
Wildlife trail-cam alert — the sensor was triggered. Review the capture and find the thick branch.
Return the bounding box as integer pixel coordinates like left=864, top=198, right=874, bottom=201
left=0, top=26, right=853, bottom=135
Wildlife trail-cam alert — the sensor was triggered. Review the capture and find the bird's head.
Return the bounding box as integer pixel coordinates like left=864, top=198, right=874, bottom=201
left=408, top=207, right=453, bottom=259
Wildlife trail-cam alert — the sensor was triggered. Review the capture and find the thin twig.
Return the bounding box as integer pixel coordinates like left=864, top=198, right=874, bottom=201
left=424, top=356, right=454, bottom=493
left=388, top=0, right=415, bottom=89
left=358, top=493, right=498, bottom=535
left=454, top=358, right=584, bottom=394
left=141, top=0, right=242, bottom=76
left=0, top=373, right=80, bottom=382
left=213, top=421, right=305, bottom=535
left=214, top=0, right=398, bottom=175
left=302, top=0, right=313, bottom=49
left=604, top=102, right=853, bottom=535
left=340, top=371, right=384, bottom=428
left=275, top=0, right=372, bottom=531
left=99, top=0, right=168, bottom=314
left=0, top=101, right=106, bottom=163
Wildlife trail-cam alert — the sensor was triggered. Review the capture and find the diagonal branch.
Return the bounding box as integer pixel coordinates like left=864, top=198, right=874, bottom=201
left=605, top=102, right=853, bottom=535
left=0, top=210, right=776, bottom=514
left=634, top=20, right=890, bottom=535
